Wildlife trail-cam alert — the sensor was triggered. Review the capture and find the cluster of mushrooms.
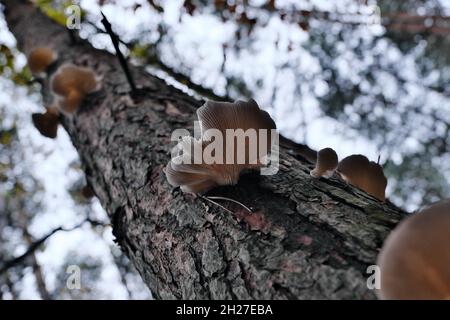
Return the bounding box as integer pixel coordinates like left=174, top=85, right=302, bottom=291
left=27, top=47, right=449, bottom=300
left=27, top=47, right=100, bottom=138
left=165, top=99, right=387, bottom=200
left=164, top=99, right=449, bottom=300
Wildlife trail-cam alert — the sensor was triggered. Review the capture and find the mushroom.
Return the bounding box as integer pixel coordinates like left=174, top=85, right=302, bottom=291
left=165, top=137, right=222, bottom=194
left=27, top=47, right=57, bottom=74
left=31, top=106, right=59, bottom=139
left=51, top=64, right=100, bottom=113
left=310, top=147, right=338, bottom=178
left=377, top=200, right=450, bottom=299
left=81, top=184, right=96, bottom=199
left=337, top=154, right=387, bottom=201
left=197, top=99, right=276, bottom=167
left=165, top=99, right=277, bottom=194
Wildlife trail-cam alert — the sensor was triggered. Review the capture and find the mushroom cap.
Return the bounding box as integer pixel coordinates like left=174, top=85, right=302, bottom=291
left=337, top=154, right=370, bottom=183
left=310, top=147, right=338, bottom=178
left=365, top=162, right=387, bottom=201
left=51, top=64, right=98, bottom=97
left=337, top=154, right=387, bottom=201
left=50, top=64, right=99, bottom=113
left=81, top=184, right=96, bottom=199
left=59, top=89, right=83, bottom=113
left=165, top=136, right=242, bottom=194
left=197, top=99, right=276, bottom=167
left=31, top=110, right=59, bottom=139
left=28, top=47, right=56, bottom=74
left=377, top=200, right=450, bottom=299
left=165, top=99, right=277, bottom=194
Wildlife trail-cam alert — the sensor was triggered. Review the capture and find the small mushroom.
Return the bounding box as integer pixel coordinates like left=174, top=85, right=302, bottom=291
left=377, top=200, right=450, bottom=300
left=81, top=184, right=95, bottom=199
left=337, top=154, right=387, bottom=201
left=51, top=64, right=100, bottom=113
left=165, top=99, right=277, bottom=194
left=27, top=47, right=57, bottom=74
left=310, top=147, right=338, bottom=178
left=31, top=106, right=59, bottom=139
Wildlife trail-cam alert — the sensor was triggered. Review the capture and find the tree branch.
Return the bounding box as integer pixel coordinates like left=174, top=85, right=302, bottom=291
left=0, top=219, right=106, bottom=274
left=100, top=11, right=136, bottom=94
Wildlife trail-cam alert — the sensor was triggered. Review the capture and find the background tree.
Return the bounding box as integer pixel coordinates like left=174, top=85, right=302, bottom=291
left=0, top=17, right=150, bottom=298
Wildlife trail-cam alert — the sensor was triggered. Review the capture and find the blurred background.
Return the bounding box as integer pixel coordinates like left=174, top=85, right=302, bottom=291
left=0, top=0, right=449, bottom=299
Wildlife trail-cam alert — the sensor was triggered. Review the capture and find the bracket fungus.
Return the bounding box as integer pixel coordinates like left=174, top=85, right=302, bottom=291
left=31, top=106, right=59, bottom=139
left=310, top=147, right=338, bottom=178
left=377, top=200, right=450, bottom=300
left=51, top=64, right=100, bottom=113
left=165, top=137, right=223, bottom=194
left=165, top=99, right=277, bottom=194
left=337, top=154, right=387, bottom=201
left=27, top=47, right=57, bottom=74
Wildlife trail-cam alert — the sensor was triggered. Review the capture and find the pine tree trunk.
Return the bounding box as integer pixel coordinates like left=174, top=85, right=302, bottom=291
left=3, top=0, right=407, bottom=299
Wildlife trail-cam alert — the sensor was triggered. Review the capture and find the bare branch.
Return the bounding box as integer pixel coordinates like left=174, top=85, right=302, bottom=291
left=0, top=219, right=106, bottom=274
left=100, top=11, right=137, bottom=94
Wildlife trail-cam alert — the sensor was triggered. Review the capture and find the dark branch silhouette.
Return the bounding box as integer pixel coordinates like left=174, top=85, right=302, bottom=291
left=100, top=11, right=137, bottom=94
left=0, top=219, right=106, bottom=274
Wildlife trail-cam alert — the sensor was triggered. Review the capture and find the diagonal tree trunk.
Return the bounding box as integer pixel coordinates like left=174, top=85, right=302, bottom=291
left=2, top=0, right=406, bottom=299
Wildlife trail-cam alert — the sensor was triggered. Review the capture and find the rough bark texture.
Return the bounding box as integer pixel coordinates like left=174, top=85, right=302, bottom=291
left=3, top=0, right=407, bottom=299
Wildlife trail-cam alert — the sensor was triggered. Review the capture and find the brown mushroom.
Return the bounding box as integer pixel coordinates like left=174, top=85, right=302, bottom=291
left=165, top=99, right=277, bottom=193
left=31, top=106, right=59, bottom=139
left=310, top=147, right=338, bottom=178
left=27, top=47, right=57, bottom=74
left=377, top=200, right=450, bottom=299
left=81, top=184, right=96, bottom=199
left=337, top=154, right=387, bottom=201
left=51, top=64, right=100, bottom=113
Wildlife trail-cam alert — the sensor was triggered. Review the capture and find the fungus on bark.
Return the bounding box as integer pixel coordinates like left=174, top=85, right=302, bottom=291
left=310, top=147, right=338, bottom=178
left=377, top=200, right=450, bottom=300
left=337, top=154, right=387, bottom=201
left=31, top=106, right=59, bottom=139
left=27, top=47, right=57, bottom=74
left=165, top=99, right=276, bottom=194
left=50, top=64, right=100, bottom=113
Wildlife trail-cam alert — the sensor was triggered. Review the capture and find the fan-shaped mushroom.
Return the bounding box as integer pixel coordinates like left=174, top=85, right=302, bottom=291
left=165, top=99, right=277, bottom=193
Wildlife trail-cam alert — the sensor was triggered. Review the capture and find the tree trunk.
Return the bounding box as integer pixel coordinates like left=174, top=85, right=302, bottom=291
left=3, top=0, right=406, bottom=299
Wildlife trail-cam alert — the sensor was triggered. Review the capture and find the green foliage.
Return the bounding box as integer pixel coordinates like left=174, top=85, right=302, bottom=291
left=0, top=45, right=32, bottom=86
left=0, top=44, right=14, bottom=73
left=130, top=43, right=152, bottom=61
left=0, top=128, right=16, bottom=146
left=36, top=0, right=85, bottom=26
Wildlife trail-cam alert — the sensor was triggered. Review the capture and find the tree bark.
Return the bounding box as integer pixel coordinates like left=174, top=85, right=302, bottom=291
left=3, top=0, right=407, bottom=299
